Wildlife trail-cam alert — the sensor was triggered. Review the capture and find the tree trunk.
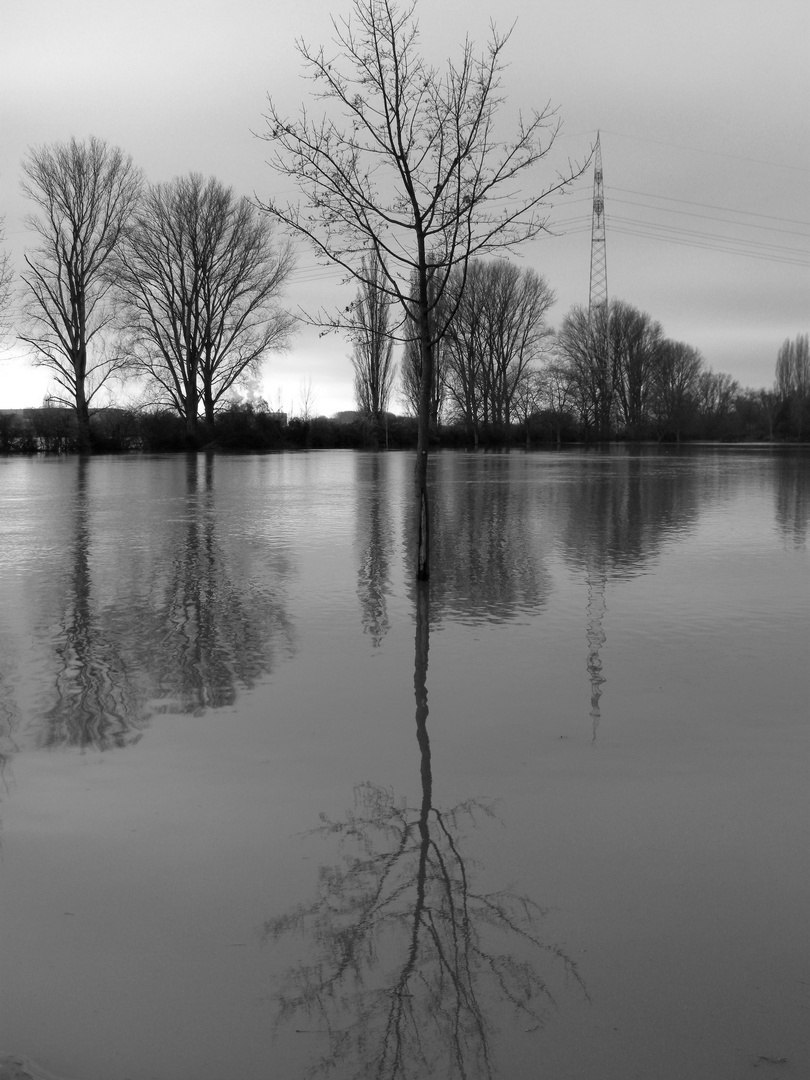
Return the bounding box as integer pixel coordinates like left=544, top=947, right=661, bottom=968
left=203, top=388, right=216, bottom=439
left=414, top=279, right=433, bottom=581
left=74, top=376, right=91, bottom=454
left=185, top=393, right=199, bottom=446
left=184, top=363, right=199, bottom=446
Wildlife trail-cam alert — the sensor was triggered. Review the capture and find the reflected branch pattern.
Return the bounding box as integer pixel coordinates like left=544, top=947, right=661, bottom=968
left=39, top=458, right=146, bottom=750
left=30, top=454, right=294, bottom=749
left=429, top=465, right=550, bottom=625
left=265, top=584, right=586, bottom=1079
left=585, top=566, right=607, bottom=743
left=774, top=454, right=809, bottom=548
left=140, top=482, right=293, bottom=715
left=0, top=647, right=20, bottom=784
left=356, top=456, right=393, bottom=648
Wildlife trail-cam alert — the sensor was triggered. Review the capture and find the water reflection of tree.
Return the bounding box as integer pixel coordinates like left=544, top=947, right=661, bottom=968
left=39, top=457, right=146, bottom=750
left=558, top=452, right=702, bottom=575
left=557, top=452, right=702, bottom=737
left=0, top=641, right=20, bottom=781
left=355, top=454, right=394, bottom=647
left=774, top=451, right=810, bottom=548
left=428, top=455, right=551, bottom=625
left=585, top=566, right=606, bottom=742
left=134, top=453, right=295, bottom=714
left=266, top=585, right=585, bottom=1079
left=33, top=454, right=295, bottom=748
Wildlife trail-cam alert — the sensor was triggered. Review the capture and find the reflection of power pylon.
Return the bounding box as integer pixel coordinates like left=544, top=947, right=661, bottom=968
left=589, top=132, right=608, bottom=319
left=585, top=565, right=607, bottom=742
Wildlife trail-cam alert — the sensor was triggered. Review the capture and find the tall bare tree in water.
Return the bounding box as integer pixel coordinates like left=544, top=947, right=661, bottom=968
left=20, top=137, right=142, bottom=451
left=259, top=0, right=580, bottom=578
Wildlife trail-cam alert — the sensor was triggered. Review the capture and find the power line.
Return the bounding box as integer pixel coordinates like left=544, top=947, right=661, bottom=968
left=608, top=185, right=810, bottom=229
left=547, top=213, right=809, bottom=267
left=605, top=223, right=809, bottom=267
left=605, top=195, right=810, bottom=239
left=607, top=214, right=809, bottom=259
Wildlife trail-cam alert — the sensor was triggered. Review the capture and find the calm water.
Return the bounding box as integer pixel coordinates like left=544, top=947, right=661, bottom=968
left=0, top=447, right=807, bottom=1080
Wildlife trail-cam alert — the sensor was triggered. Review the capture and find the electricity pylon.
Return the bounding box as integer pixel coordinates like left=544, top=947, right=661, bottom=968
left=588, top=132, right=608, bottom=318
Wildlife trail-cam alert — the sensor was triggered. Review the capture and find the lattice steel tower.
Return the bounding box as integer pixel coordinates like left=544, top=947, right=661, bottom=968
left=588, top=132, right=608, bottom=317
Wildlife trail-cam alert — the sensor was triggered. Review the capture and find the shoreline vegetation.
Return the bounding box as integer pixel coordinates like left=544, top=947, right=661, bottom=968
left=0, top=398, right=807, bottom=455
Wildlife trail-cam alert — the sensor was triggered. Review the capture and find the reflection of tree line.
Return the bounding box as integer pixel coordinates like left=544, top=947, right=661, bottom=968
left=354, top=453, right=555, bottom=636
left=355, top=451, right=708, bottom=734
left=267, top=584, right=586, bottom=1079
left=0, top=639, right=20, bottom=782
left=585, top=567, right=606, bottom=742
left=131, top=454, right=294, bottom=715
left=558, top=454, right=703, bottom=736
left=327, top=450, right=743, bottom=1074
left=28, top=449, right=805, bottom=753
left=33, top=454, right=294, bottom=750
left=39, top=458, right=145, bottom=750
left=354, top=448, right=805, bottom=735
left=556, top=453, right=703, bottom=575
left=356, top=451, right=716, bottom=638
left=774, top=451, right=810, bottom=549
left=429, top=457, right=551, bottom=624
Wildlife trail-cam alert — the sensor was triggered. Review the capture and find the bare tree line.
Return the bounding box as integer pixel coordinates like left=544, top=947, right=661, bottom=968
left=7, top=137, right=295, bottom=450
left=2, top=135, right=805, bottom=456
left=350, top=263, right=807, bottom=444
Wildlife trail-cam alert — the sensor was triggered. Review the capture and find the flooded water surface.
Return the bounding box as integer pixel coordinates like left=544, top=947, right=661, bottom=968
left=0, top=447, right=807, bottom=1080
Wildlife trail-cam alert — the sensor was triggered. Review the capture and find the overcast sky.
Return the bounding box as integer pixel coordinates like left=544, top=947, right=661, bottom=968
left=1, top=0, right=808, bottom=417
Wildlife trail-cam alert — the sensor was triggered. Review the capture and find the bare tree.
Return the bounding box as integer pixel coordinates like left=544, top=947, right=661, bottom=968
left=758, top=389, right=779, bottom=442
left=775, top=333, right=809, bottom=439
left=694, top=369, right=739, bottom=438
left=512, top=367, right=546, bottom=446
left=609, top=300, right=663, bottom=439
left=537, top=355, right=577, bottom=445
left=651, top=339, right=704, bottom=442
left=259, top=0, right=581, bottom=578
left=113, top=173, right=295, bottom=443
left=19, top=137, right=142, bottom=450
left=350, top=253, right=396, bottom=428
left=298, top=374, right=318, bottom=420
left=443, top=260, right=555, bottom=442
left=556, top=303, right=613, bottom=440
left=438, top=266, right=486, bottom=438
left=0, top=217, right=12, bottom=342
